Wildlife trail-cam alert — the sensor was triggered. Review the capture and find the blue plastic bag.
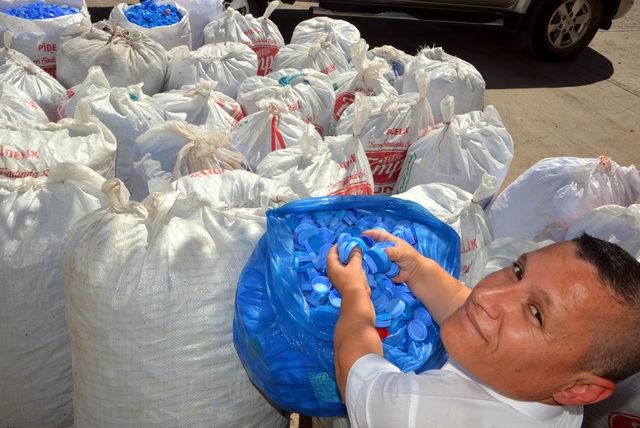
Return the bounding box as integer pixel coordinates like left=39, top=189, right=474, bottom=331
left=234, top=196, right=460, bottom=416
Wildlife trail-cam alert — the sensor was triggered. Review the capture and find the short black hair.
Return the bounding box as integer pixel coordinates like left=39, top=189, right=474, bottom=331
left=573, top=233, right=640, bottom=382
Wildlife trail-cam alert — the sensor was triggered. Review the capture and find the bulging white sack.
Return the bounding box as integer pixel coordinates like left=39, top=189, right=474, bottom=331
left=237, top=68, right=335, bottom=136
left=291, top=16, right=360, bottom=62
left=175, top=0, right=224, bottom=49
left=232, top=99, right=317, bottom=169
left=203, top=4, right=284, bottom=76
left=164, top=42, right=258, bottom=98
left=565, top=204, right=640, bottom=260
left=368, top=45, right=413, bottom=93
left=130, top=121, right=248, bottom=200
left=0, top=163, right=106, bottom=428
left=110, top=1, right=192, bottom=51
left=394, top=96, right=514, bottom=205
left=63, top=171, right=292, bottom=427
left=256, top=124, right=374, bottom=197
left=488, top=156, right=640, bottom=241
left=0, top=102, right=116, bottom=179
left=403, top=47, right=485, bottom=124
left=0, top=0, right=89, bottom=78
left=482, top=238, right=555, bottom=278
left=394, top=174, right=496, bottom=287
left=0, top=82, right=48, bottom=124
left=330, top=40, right=397, bottom=133
left=153, top=79, right=243, bottom=130
left=336, top=79, right=433, bottom=194
left=60, top=66, right=172, bottom=187
left=57, top=22, right=168, bottom=95
left=272, top=40, right=350, bottom=78
left=1, top=35, right=66, bottom=121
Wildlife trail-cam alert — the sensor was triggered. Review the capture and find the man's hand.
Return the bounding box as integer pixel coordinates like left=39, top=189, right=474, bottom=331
left=363, top=229, right=423, bottom=284
left=326, top=245, right=369, bottom=297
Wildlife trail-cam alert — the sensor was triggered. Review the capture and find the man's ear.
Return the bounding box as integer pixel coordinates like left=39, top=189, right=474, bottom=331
left=553, top=375, right=616, bottom=406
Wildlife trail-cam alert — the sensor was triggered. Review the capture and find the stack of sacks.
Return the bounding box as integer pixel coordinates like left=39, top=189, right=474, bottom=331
left=153, top=79, right=244, bottom=129
left=174, top=0, right=224, bottom=49
left=394, top=174, right=496, bottom=287
left=0, top=0, right=89, bottom=77
left=0, top=164, right=107, bottom=427
left=130, top=121, right=248, bottom=200
left=164, top=42, right=258, bottom=98
left=1, top=34, right=66, bottom=121
left=330, top=40, right=397, bottom=133
left=488, top=156, right=640, bottom=241
left=0, top=82, right=48, bottom=124
left=0, top=101, right=116, bottom=178
left=110, top=0, right=192, bottom=51
left=394, top=96, right=514, bottom=206
left=63, top=170, right=294, bottom=427
left=232, top=99, right=318, bottom=169
left=368, top=45, right=413, bottom=93
left=403, top=47, right=485, bottom=124
left=291, top=16, right=360, bottom=62
left=256, top=124, right=374, bottom=197
left=238, top=68, right=335, bottom=136
left=203, top=3, right=284, bottom=76
left=271, top=40, right=350, bottom=78
left=336, top=77, right=433, bottom=194
left=59, top=67, right=175, bottom=188
left=57, top=21, right=168, bottom=95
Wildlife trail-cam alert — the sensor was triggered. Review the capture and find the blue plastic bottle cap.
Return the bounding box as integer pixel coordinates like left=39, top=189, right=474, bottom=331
left=363, top=253, right=378, bottom=274
left=319, top=243, right=332, bottom=260
left=386, top=263, right=400, bottom=279
left=300, top=281, right=312, bottom=292
left=400, top=300, right=414, bottom=319
left=311, top=276, right=331, bottom=293
left=375, top=312, right=392, bottom=328
left=388, top=298, right=405, bottom=319
left=413, top=307, right=433, bottom=327
left=305, top=234, right=324, bottom=253
left=348, top=237, right=369, bottom=253
left=389, top=318, right=405, bottom=334
left=359, top=235, right=375, bottom=247
left=367, top=247, right=391, bottom=273
left=337, top=232, right=351, bottom=247
left=329, top=289, right=342, bottom=308
left=338, top=240, right=358, bottom=264
left=318, top=228, right=333, bottom=243
left=408, top=320, right=428, bottom=342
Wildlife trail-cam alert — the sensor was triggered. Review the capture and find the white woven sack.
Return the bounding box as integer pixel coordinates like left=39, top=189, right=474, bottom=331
left=336, top=79, right=433, bottom=194
left=272, top=41, right=350, bottom=78
left=482, top=238, right=555, bottom=278
left=368, top=45, right=413, bottom=93
left=110, top=1, right=192, bottom=51
left=256, top=124, right=374, bottom=197
left=232, top=99, right=317, bottom=170
left=394, top=96, right=514, bottom=205
left=0, top=35, right=66, bottom=121
left=0, top=102, right=116, bottom=179
left=130, top=121, right=248, bottom=200
left=59, top=66, right=172, bottom=188
left=164, top=42, right=258, bottom=98
left=237, top=68, right=335, bottom=136
left=57, top=22, right=168, bottom=95
left=291, top=16, right=360, bottom=62
left=488, top=156, right=640, bottom=242
left=153, top=79, right=243, bottom=130
left=174, top=0, right=223, bottom=49
left=203, top=3, right=284, bottom=76
left=403, top=47, right=485, bottom=124
left=394, top=174, right=496, bottom=288
left=0, top=82, right=48, bottom=124
left=330, top=40, right=397, bottom=133
left=63, top=171, right=293, bottom=427
left=565, top=204, right=640, bottom=260
left=583, top=373, right=640, bottom=428
left=0, top=0, right=89, bottom=78
left=0, top=163, right=106, bottom=428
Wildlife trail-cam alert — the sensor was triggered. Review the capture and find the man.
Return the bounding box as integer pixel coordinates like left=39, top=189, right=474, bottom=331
left=326, top=232, right=640, bottom=427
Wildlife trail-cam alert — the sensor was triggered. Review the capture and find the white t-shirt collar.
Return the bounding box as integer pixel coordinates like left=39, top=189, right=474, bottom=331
left=442, top=359, right=578, bottom=422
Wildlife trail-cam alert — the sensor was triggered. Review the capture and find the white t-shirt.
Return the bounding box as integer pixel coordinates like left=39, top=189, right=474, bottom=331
left=346, top=354, right=583, bottom=428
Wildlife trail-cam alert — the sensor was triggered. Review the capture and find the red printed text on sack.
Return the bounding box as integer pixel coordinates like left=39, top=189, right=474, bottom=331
left=0, top=146, right=40, bottom=160
left=367, top=150, right=406, bottom=186
left=321, top=64, right=336, bottom=75
left=188, top=168, right=224, bottom=178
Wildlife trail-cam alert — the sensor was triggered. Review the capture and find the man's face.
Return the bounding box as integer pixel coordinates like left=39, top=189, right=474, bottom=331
left=440, top=241, right=624, bottom=402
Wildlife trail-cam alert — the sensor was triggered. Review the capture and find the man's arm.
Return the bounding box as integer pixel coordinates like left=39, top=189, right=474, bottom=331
left=364, top=229, right=470, bottom=325
left=326, top=246, right=383, bottom=399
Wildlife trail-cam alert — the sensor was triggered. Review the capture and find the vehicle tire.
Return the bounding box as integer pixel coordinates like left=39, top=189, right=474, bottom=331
left=525, top=0, right=603, bottom=61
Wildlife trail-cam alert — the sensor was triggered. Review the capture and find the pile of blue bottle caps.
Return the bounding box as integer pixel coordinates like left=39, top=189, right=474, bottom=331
left=2, top=1, right=79, bottom=19
left=124, top=0, right=182, bottom=28
left=290, top=209, right=436, bottom=345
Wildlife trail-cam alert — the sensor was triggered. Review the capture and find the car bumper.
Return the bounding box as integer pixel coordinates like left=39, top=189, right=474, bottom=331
left=614, top=0, right=635, bottom=19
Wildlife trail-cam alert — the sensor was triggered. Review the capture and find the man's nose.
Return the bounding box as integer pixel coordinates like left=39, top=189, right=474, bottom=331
left=473, top=281, right=517, bottom=320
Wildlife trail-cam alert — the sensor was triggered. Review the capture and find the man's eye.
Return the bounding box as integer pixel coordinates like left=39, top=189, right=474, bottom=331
left=529, top=305, right=544, bottom=326
left=512, top=263, right=524, bottom=280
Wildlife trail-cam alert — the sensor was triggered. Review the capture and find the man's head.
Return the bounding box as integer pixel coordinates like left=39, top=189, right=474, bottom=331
left=440, top=234, right=640, bottom=406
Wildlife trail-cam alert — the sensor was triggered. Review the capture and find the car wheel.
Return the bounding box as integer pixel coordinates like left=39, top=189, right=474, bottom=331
left=526, top=0, right=603, bottom=61
left=225, top=0, right=268, bottom=16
